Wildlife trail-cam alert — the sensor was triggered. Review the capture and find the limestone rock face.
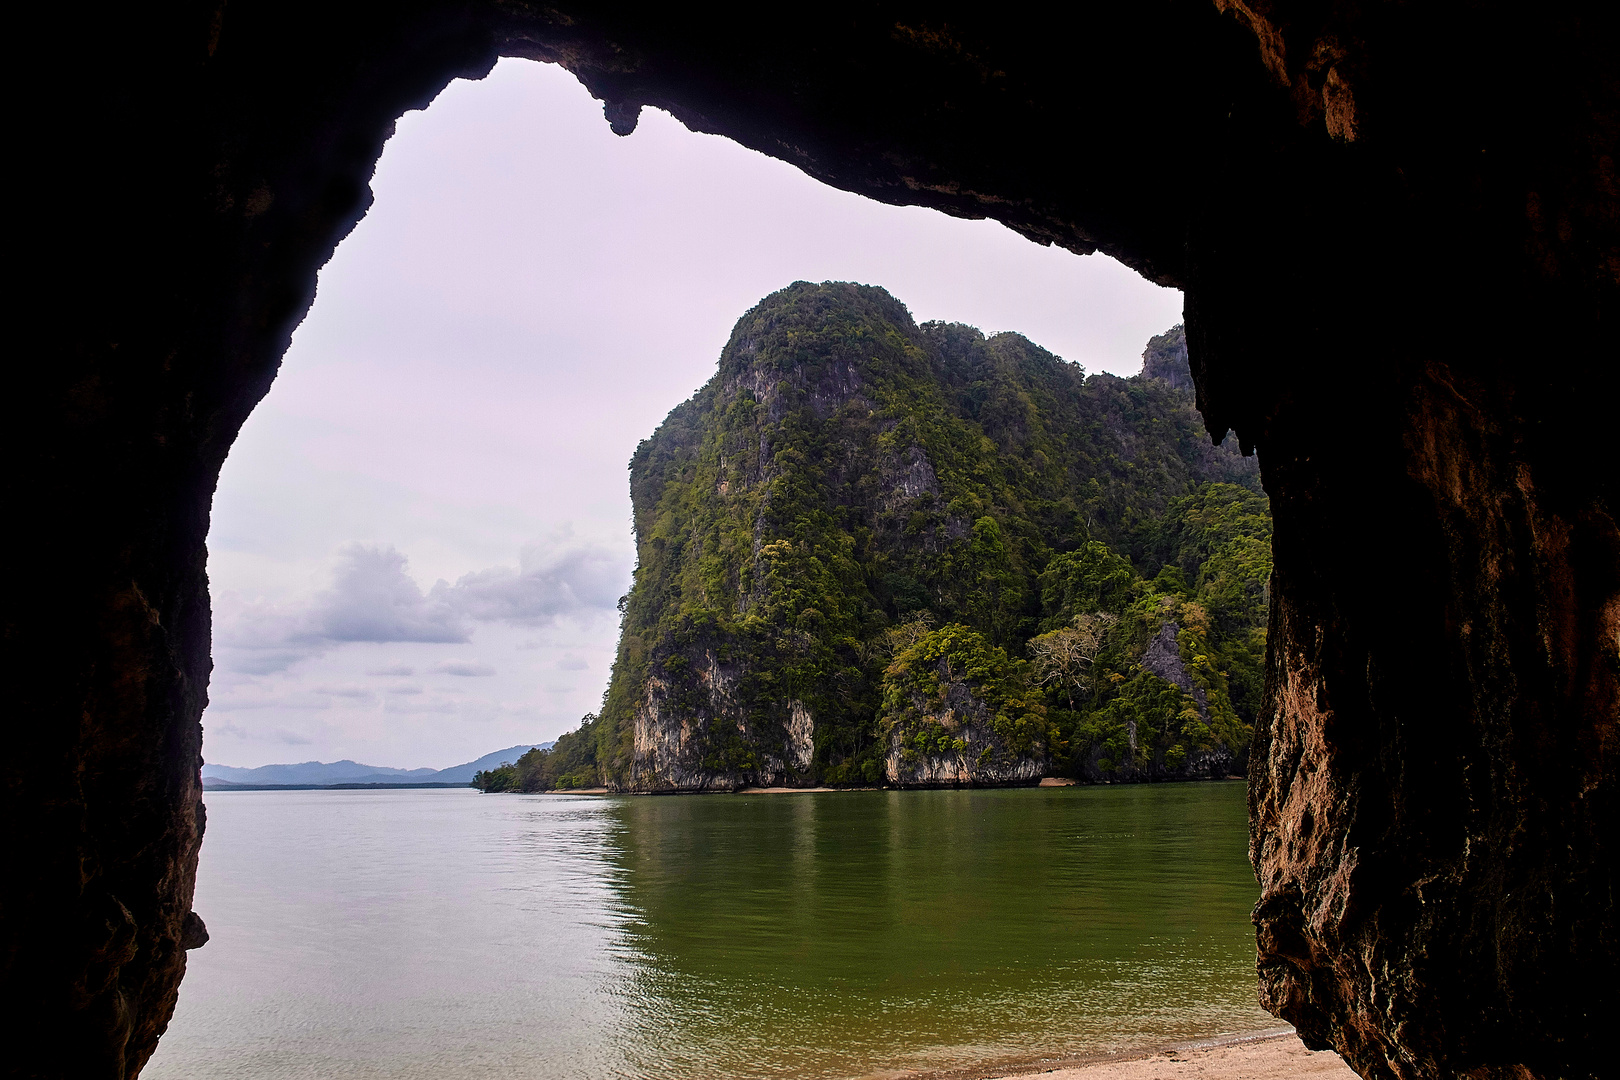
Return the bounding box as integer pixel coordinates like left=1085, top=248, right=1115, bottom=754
left=14, top=0, right=1615, bottom=1076
left=1248, top=373, right=1619, bottom=1078
left=883, top=675, right=1046, bottom=788
left=1075, top=618, right=1235, bottom=785
left=1141, top=326, right=1195, bottom=393
left=1139, top=621, right=1209, bottom=714
left=625, top=648, right=809, bottom=792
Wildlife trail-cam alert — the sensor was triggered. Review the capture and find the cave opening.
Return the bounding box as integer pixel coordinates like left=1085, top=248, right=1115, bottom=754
left=12, top=5, right=1614, bottom=1079
left=164, top=54, right=1200, bottom=1070
left=201, top=55, right=1186, bottom=779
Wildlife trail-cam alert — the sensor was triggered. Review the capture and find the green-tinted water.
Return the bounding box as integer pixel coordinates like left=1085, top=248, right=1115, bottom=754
left=147, top=784, right=1269, bottom=1080
left=613, top=785, right=1267, bottom=1078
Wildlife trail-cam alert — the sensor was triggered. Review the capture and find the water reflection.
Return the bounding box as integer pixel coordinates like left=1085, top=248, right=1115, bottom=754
left=146, top=784, right=1267, bottom=1080
left=602, top=784, right=1268, bottom=1079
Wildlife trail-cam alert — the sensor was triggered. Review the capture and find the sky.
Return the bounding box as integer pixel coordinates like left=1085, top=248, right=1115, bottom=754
left=204, top=58, right=1185, bottom=770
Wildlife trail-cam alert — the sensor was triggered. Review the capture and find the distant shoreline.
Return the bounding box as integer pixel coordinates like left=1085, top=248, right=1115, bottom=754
left=202, top=781, right=470, bottom=791
left=202, top=776, right=1247, bottom=795
left=528, top=776, right=1246, bottom=796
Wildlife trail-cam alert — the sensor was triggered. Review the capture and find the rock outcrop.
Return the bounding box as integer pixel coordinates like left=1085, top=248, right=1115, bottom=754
left=1141, top=326, right=1195, bottom=393
left=883, top=674, right=1047, bottom=788
left=12, top=1, right=1614, bottom=1076
left=1139, top=621, right=1207, bottom=712
left=1062, top=616, right=1240, bottom=785
left=625, top=647, right=819, bottom=791
left=875, top=620, right=1050, bottom=788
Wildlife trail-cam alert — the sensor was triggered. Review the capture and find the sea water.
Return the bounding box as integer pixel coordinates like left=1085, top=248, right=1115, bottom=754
left=144, top=783, right=1271, bottom=1079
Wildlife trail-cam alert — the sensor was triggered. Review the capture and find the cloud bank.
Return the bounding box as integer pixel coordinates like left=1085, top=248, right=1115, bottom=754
left=217, top=539, right=626, bottom=673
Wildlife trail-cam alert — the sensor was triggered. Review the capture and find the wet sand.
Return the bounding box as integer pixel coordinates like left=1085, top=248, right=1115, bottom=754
left=982, top=1031, right=1356, bottom=1080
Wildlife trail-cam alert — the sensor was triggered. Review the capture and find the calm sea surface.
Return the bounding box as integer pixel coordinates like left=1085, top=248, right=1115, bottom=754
left=144, top=784, right=1271, bottom=1080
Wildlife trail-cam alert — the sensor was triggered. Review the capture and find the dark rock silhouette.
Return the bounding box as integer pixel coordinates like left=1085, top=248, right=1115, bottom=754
left=10, top=2, right=1615, bottom=1078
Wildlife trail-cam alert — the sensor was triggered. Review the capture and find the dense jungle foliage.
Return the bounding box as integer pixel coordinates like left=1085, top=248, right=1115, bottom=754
left=878, top=620, right=1049, bottom=776
left=473, top=717, right=603, bottom=792
left=499, top=283, right=1270, bottom=792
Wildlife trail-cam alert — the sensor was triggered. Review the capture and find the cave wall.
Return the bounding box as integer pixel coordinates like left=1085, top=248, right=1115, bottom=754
left=6, top=1, right=1614, bottom=1077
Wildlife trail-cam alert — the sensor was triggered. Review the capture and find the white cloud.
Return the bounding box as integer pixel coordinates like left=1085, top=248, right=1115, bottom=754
left=222, top=648, right=319, bottom=676
left=214, top=545, right=460, bottom=674
left=206, top=721, right=318, bottom=748
left=316, top=544, right=468, bottom=644
left=204, top=691, right=334, bottom=713
left=215, top=539, right=624, bottom=676
left=379, top=699, right=461, bottom=715
left=449, top=541, right=624, bottom=625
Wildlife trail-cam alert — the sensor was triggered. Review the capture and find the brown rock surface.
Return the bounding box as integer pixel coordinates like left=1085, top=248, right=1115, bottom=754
left=8, top=2, right=1615, bottom=1077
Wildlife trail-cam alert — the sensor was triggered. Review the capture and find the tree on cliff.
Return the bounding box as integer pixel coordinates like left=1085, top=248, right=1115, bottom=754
left=1028, top=613, right=1118, bottom=709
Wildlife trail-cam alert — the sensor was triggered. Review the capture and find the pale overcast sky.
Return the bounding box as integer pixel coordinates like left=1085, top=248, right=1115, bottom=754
left=204, top=58, right=1184, bottom=770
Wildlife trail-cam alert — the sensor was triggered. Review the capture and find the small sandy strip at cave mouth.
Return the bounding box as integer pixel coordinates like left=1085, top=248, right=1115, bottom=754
left=982, top=1031, right=1356, bottom=1079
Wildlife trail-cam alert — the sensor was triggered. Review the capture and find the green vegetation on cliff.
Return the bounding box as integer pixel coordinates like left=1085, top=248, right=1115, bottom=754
left=879, top=621, right=1049, bottom=785
left=508, top=282, right=1269, bottom=792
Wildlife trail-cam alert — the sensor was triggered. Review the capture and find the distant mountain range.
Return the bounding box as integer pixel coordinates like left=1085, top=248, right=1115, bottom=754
left=201, top=743, right=555, bottom=789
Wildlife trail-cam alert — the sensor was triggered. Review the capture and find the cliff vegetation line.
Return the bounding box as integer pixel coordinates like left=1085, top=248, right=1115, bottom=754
left=476, top=283, right=1270, bottom=793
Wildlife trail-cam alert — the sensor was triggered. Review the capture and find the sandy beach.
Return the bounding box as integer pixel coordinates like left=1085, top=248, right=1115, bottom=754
left=981, top=1032, right=1356, bottom=1080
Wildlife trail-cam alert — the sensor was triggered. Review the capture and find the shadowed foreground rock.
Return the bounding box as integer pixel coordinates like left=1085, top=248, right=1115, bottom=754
left=7, top=2, right=1615, bottom=1078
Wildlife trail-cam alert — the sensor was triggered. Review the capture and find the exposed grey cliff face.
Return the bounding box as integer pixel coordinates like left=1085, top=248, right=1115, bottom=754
left=626, top=648, right=816, bottom=791
left=1139, top=620, right=1210, bottom=716
left=1140, top=325, right=1194, bottom=393
left=886, top=746, right=1046, bottom=787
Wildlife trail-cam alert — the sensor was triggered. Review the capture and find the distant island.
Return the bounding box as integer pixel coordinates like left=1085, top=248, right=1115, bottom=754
left=204, top=742, right=554, bottom=790
left=476, top=283, right=1269, bottom=796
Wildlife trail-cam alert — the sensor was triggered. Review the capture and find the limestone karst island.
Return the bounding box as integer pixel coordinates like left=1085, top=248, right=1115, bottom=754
left=475, top=282, right=1272, bottom=795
